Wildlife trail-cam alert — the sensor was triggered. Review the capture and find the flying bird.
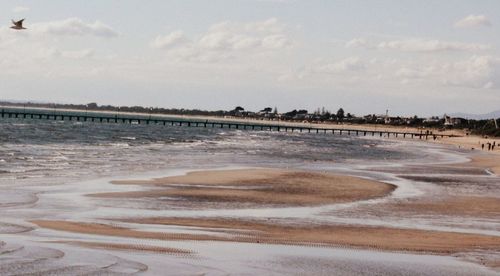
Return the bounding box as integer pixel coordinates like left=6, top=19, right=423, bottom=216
left=11, top=19, right=26, bottom=30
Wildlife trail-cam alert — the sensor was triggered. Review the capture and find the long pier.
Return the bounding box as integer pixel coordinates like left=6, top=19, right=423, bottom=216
left=0, top=107, right=459, bottom=139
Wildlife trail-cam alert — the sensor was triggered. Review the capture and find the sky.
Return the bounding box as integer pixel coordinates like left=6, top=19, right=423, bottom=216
left=0, top=0, right=499, bottom=116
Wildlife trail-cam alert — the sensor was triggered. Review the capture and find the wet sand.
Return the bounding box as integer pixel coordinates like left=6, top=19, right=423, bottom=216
left=57, top=241, right=193, bottom=255
left=80, top=167, right=500, bottom=261
left=32, top=219, right=500, bottom=254
left=91, top=169, right=396, bottom=206
left=383, top=196, right=500, bottom=217
left=16, top=137, right=500, bottom=273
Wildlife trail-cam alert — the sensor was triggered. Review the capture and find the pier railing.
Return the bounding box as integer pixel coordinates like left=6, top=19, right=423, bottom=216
left=0, top=106, right=460, bottom=139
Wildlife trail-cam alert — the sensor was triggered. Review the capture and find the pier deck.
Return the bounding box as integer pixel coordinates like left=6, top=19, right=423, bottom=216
left=0, top=107, right=460, bottom=139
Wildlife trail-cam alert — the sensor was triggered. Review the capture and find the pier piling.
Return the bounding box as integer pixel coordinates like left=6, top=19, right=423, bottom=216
left=0, top=108, right=459, bottom=140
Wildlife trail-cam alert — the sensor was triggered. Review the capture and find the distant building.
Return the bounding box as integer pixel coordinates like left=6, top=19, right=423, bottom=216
left=444, top=114, right=467, bottom=126
left=424, top=117, right=440, bottom=124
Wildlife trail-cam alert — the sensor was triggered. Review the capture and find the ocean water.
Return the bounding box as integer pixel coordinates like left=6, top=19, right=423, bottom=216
left=0, top=118, right=427, bottom=183
left=1, top=117, right=499, bottom=275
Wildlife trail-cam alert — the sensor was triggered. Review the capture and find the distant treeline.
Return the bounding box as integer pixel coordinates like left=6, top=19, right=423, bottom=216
left=0, top=102, right=229, bottom=116
left=1, top=101, right=498, bottom=137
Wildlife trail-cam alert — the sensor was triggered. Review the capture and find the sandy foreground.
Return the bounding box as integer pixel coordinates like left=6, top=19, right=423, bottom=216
left=27, top=137, right=500, bottom=272
left=55, top=241, right=193, bottom=255
left=91, top=169, right=395, bottom=206
left=31, top=218, right=500, bottom=254
left=384, top=196, right=500, bottom=217
left=29, top=165, right=500, bottom=269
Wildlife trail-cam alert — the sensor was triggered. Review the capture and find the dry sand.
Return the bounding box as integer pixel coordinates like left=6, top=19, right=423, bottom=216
left=468, top=154, right=500, bottom=175
left=31, top=219, right=500, bottom=254
left=91, top=169, right=396, bottom=206
left=429, top=135, right=500, bottom=175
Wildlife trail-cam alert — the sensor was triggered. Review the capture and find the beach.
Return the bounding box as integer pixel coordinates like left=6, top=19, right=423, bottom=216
left=31, top=147, right=500, bottom=273
left=1, top=118, right=499, bottom=275
left=3, top=1, right=500, bottom=274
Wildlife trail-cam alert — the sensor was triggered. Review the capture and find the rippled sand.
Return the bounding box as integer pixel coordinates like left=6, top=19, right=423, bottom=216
left=32, top=217, right=500, bottom=253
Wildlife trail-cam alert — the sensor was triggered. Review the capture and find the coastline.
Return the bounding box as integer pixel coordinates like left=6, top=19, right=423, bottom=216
left=433, top=135, right=500, bottom=175
left=31, top=144, right=500, bottom=271
left=5, top=118, right=499, bottom=274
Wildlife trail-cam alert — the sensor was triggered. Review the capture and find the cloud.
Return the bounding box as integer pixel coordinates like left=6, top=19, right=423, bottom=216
left=152, top=18, right=292, bottom=62
left=31, top=18, right=118, bottom=38
left=151, top=31, right=188, bottom=49
left=13, top=6, right=29, bottom=13
left=378, top=39, right=490, bottom=52
left=395, top=56, right=500, bottom=89
left=315, top=57, right=366, bottom=74
left=197, top=18, right=290, bottom=50
left=396, top=67, right=432, bottom=79
left=345, top=38, right=370, bottom=49
left=454, top=14, right=491, bottom=28
left=347, top=37, right=491, bottom=52
left=28, top=47, right=95, bottom=61
left=444, top=55, right=500, bottom=89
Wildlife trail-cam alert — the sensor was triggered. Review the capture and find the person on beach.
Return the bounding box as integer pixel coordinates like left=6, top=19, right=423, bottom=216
left=482, top=144, right=485, bottom=150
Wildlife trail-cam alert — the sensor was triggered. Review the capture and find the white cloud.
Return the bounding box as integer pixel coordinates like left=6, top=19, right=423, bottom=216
left=315, top=57, right=366, bottom=74
left=345, top=38, right=370, bottom=49
left=262, top=34, right=290, bottom=49
left=244, top=17, right=285, bottom=33
left=378, top=39, right=490, bottom=52
left=31, top=18, right=118, bottom=38
left=24, top=47, right=95, bottom=61
left=444, top=55, right=500, bottom=89
left=13, top=6, right=29, bottom=13
left=347, top=37, right=491, bottom=52
left=198, top=18, right=291, bottom=51
left=455, top=14, right=491, bottom=28
left=152, top=18, right=292, bottom=63
left=395, top=56, right=500, bottom=89
left=396, top=67, right=431, bottom=79
left=151, top=31, right=188, bottom=49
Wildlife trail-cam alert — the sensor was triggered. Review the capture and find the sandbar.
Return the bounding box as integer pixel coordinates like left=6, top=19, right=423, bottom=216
left=91, top=169, right=396, bottom=206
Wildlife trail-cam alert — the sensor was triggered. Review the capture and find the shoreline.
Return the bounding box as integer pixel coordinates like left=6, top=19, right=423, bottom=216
left=31, top=145, right=499, bottom=270
left=433, top=135, right=500, bottom=175
left=14, top=122, right=500, bottom=273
